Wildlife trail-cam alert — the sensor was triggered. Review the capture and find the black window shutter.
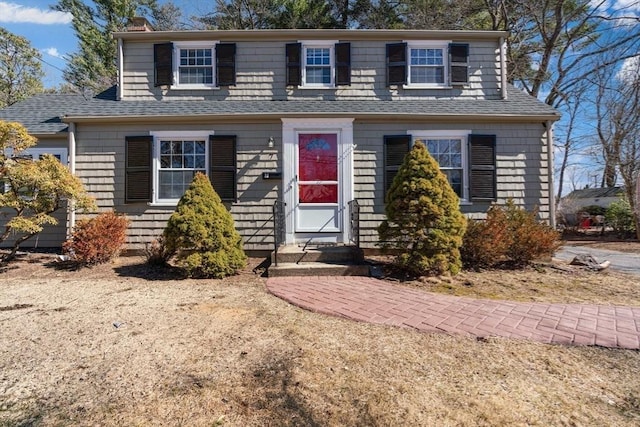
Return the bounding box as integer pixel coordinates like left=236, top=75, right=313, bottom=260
left=384, top=135, right=411, bottom=196
left=386, top=42, right=407, bottom=86
left=469, top=134, right=496, bottom=201
left=125, top=136, right=152, bottom=203
left=449, top=43, right=469, bottom=85
left=216, top=43, right=236, bottom=86
left=286, top=43, right=302, bottom=86
left=209, top=135, right=237, bottom=202
left=154, top=42, right=174, bottom=87
left=335, top=42, right=351, bottom=86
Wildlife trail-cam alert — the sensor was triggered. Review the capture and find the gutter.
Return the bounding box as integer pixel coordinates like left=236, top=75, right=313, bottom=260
left=117, top=38, right=124, bottom=101
left=500, top=37, right=508, bottom=100
left=546, top=120, right=555, bottom=229
left=68, top=122, right=77, bottom=234
left=62, top=112, right=561, bottom=124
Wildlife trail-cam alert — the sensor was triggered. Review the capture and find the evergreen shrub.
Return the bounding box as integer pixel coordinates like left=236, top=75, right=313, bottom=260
left=163, top=173, right=246, bottom=278
left=605, top=198, right=636, bottom=237
left=378, top=140, right=467, bottom=276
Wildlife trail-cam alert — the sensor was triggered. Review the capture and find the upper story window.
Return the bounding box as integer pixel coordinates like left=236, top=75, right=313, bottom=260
left=304, top=45, right=333, bottom=86
left=386, top=42, right=469, bottom=88
left=154, top=42, right=236, bottom=89
left=286, top=41, right=351, bottom=88
left=177, top=44, right=214, bottom=86
left=409, top=43, right=446, bottom=86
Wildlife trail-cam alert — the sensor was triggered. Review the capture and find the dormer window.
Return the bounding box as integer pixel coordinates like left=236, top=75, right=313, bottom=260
left=177, top=43, right=214, bottom=86
left=408, top=43, right=446, bottom=86
left=286, top=41, right=351, bottom=88
left=154, top=42, right=236, bottom=89
left=386, top=42, right=469, bottom=87
left=304, top=44, right=333, bottom=86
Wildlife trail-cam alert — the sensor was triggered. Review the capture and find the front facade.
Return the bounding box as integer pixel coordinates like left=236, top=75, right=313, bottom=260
left=0, top=27, right=560, bottom=252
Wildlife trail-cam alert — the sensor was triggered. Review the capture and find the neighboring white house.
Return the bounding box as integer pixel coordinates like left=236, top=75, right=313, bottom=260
left=558, top=187, right=625, bottom=226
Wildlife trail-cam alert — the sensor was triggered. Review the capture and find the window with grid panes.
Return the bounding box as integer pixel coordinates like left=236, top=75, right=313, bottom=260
left=158, top=138, right=207, bottom=201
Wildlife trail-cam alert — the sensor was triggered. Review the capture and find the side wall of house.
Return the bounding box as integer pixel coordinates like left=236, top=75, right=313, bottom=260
left=0, top=138, right=69, bottom=249
left=122, top=38, right=501, bottom=101
left=73, top=120, right=548, bottom=252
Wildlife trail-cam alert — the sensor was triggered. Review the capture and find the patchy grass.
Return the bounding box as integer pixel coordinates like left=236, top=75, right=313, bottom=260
left=0, top=253, right=639, bottom=426
left=398, top=262, right=640, bottom=305
left=372, top=239, right=640, bottom=305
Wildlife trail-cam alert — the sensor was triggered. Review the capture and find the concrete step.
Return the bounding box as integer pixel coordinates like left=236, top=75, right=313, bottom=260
left=271, top=245, right=364, bottom=264
left=267, top=261, right=371, bottom=277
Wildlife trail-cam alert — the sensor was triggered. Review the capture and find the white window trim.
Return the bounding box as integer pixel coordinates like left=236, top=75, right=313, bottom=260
left=150, top=130, right=214, bottom=206
left=408, top=129, right=470, bottom=202
left=2, top=147, right=68, bottom=193
left=404, top=40, right=451, bottom=89
left=16, top=147, right=68, bottom=165
left=172, top=41, right=218, bottom=90
left=299, top=40, right=337, bottom=89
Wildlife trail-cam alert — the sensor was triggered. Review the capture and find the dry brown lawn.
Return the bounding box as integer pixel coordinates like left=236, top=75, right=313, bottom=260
left=1, top=248, right=639, bottom=426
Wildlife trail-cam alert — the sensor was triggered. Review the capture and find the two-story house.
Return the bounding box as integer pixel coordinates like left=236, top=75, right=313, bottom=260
left=0, top=23, right=560, bottom=253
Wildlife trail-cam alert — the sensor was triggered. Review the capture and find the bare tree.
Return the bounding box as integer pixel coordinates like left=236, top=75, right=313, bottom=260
left=591, top=52, right=640, bottom=237
left=554, top=80, right=589, bottom=205
left=482, top=0, right=640, bottom=107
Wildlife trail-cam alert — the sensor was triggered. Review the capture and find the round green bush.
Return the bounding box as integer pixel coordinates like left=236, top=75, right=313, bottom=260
left=163, top=173, right=247, bottom=278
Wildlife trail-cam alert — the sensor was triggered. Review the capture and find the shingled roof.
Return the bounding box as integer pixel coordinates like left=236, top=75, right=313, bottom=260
left=0, top=84, right=559, bottom=136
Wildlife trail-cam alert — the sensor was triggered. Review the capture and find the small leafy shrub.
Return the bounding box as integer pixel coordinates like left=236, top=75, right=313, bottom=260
left=460, top=207, right=511, bottom=268
left=378, top=140, right=467, bottom=276
left=461, top=201, right=560, bottom=269
left=63, top=211, right=129, bottom=265
left=143, top=236, right=172, bottom=266
left=605, top=198, right=636, bottom=237
left=163, top=173, right=246, bottom=278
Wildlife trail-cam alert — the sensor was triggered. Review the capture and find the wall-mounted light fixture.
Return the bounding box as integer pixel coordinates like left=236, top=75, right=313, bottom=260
left=268, top=136, right=275, bottom=148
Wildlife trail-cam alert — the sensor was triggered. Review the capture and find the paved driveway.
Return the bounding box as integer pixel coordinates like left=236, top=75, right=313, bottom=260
left=555, top=245, right=640, bottom=276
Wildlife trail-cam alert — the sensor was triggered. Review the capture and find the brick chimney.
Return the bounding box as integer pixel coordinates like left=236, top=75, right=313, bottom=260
left=127, top=17, right=154, bottom=32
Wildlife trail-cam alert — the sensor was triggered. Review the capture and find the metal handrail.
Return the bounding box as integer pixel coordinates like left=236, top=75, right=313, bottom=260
left=272, top=200, right=286, bottom=266
left=348, top=199, right=360, bottom=248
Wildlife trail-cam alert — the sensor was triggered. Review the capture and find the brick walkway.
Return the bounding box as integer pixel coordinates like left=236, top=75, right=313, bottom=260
left=266, top=276, right=640, bottom=349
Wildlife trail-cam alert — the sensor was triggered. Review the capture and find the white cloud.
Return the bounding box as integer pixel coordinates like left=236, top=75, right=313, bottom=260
left=617, top=55, right=640, bottom=82
left=43, top=47, right=63, bottom=59
left=0, top=2, right=72, bottom=25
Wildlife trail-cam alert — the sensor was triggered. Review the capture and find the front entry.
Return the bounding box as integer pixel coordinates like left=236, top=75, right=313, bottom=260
left=282, top=118, right=354, bottom=245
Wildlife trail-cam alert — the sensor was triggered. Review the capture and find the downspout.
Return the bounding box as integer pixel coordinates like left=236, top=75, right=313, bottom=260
left=546, top=120, right=556, bottom=229
left=68, top=122, right=77, bottom=234
left=499, top=37, right=508, bottom=100
left=117, top=38, right=124, bottom=101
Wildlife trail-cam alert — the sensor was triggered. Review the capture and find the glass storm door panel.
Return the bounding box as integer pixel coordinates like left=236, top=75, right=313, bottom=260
left=296, top=133, right=341, bottom=232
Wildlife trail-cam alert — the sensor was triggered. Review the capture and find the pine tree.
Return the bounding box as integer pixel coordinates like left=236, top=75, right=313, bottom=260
left=0, top=28, right=44, bottom=108
left=163, top=172, right=247, bottom=278
left=378, top=140, right=467, bottom=276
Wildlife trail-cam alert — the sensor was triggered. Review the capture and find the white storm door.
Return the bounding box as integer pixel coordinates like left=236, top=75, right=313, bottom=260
left=295, top=132, right=341, bottom=232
